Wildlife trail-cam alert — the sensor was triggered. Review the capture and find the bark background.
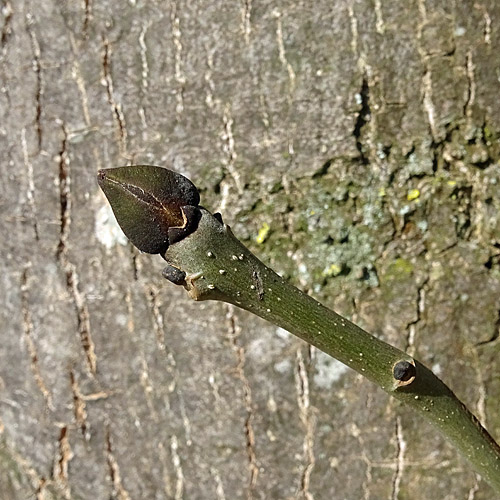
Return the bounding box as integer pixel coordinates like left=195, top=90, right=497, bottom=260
left=1, top=1, right=500, bottom=499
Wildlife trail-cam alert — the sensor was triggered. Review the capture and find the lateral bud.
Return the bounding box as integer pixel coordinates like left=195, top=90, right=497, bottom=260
left=393, top=359, right=416, bottom=388
left=162, top=265, right=187, bottom=286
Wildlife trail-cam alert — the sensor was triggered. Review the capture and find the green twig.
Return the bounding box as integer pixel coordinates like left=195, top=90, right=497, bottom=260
left=98, top=166, right=500, bottom=494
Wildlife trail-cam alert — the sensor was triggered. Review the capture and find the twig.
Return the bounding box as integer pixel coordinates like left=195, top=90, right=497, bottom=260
left=98, top=166, right=500, bottom=494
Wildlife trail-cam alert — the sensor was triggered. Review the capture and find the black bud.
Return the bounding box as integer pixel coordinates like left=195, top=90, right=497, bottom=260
left=97, top=166, right=200, bottom=255
left=162, top=265, right=187, bottom=286
left=393, top=361, right=416, bottom=382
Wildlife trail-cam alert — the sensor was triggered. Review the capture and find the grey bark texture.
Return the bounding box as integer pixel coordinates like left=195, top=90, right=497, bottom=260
left=1, top=1, right=499, bottom=499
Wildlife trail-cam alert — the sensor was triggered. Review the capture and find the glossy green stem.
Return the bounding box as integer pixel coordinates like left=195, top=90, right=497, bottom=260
left=164, top=209, right=500, bottom=494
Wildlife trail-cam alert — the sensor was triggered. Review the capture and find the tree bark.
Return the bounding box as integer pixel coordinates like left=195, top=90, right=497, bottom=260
left=1, top=1, right=499, bottom=499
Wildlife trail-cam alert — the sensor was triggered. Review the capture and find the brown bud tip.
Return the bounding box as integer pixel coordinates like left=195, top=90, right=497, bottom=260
left=97, top=165, right=200, bottom=255
left=393, top=360, right=416, bottom=387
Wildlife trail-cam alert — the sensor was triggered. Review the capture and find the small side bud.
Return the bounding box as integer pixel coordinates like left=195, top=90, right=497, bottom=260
left=162, top=265, right=187, bottom=286
left=393, top=360, right=416, bottom=388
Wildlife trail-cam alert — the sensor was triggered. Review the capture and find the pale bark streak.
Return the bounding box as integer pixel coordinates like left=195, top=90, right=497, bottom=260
left=225, top=306, right=259, bottom=498
left=69, top=369, right=89, bottom=440
left=347, top=5, right=359, bottom=56
left=82, top=0, right=92, bottom=39
left=273, top=9, right=296, bottom=95
left=158, top=441, right=175, bottom=498
left=102, top=37, right=128, bottom=158
left=464, top=51, right=476, bottom=118
left=143, top=283, right=192, bottom=444
left=295, top=347, right=315, bottom=500
left=390, top=417, right=406, bottom=500
left=25, top=12, right=43, bottom=151
left=374, top=0, right=385, bottom=34
left=171, top=0, right=185, bottom=115
left=240, top=0, right=252, bottom=44
left=106, top=428, right=132, bottom=500
left=221, top=105, right=244, bottom=195
left=20, top=265, right=54, bottom=410
left=170, top=435, right=185, bottom=500
left=204, top=48, right=216, bottom=110
left=145, top=283, right=168, bottom=350
left=467, top=475, right=481, bottom=500
left=475, top=4, right=491, bottom=45
left=210, top=466, right=227, bottom=500
left=470, top=346, right=487, bottom=426
left=139, top=355, right=158, bottom=419
left=20, top=127, right=39, bottom=240
left=350, top=423, right=373, bottom=500
left=52, top=426, right=73, bottom=500
left=70, top=34, right=92, bottom=127
left=406, top=279, right=428, bottom=356
left=55, top=125, right=97, bottom=375
left=139, top=22, right=151, bottom=93
left=416, top=0, right=439, bottom=141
